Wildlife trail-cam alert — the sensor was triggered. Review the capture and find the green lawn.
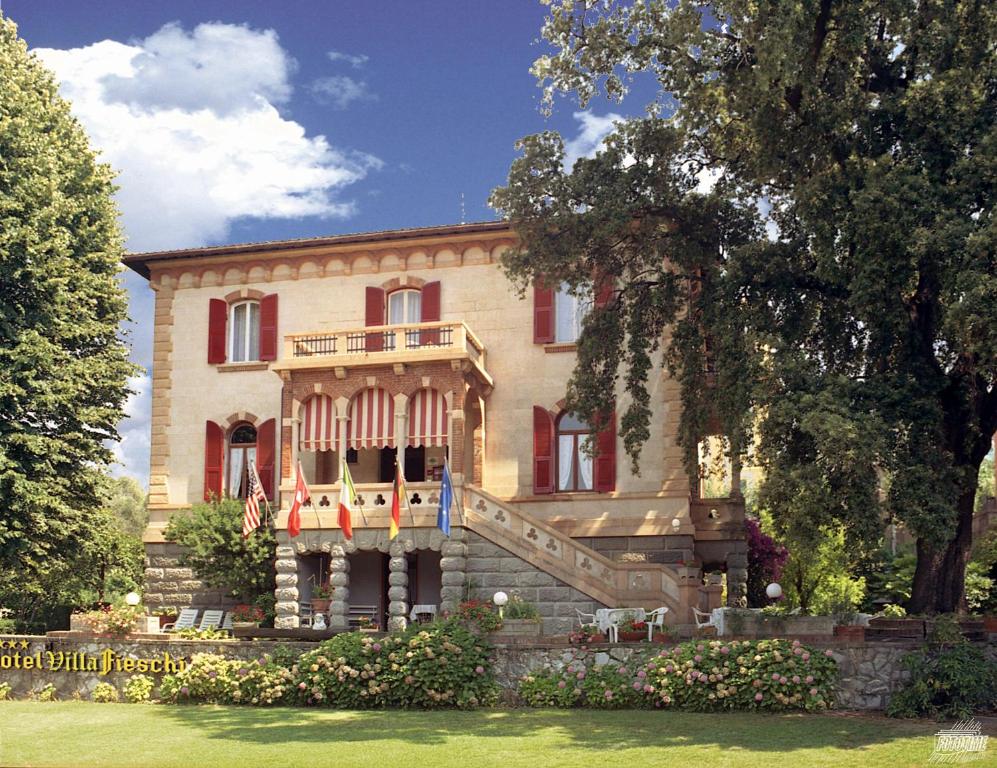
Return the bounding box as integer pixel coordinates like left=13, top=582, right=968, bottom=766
left=0, top=702, right=977, bottom=768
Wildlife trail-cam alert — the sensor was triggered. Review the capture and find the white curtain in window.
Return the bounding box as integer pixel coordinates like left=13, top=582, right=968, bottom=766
left=577, top=446, right=593, bottom=490
left=231, top=304, right=247, bottom=362
left=247, top=303, right=260, bottom=360
left=558, top=435, right=574, bottom=491
left=228, top=448, right=245, bottom=498
left=388, top=290, right=422, bottom=325
left=555, top=287, right=579, bottom=343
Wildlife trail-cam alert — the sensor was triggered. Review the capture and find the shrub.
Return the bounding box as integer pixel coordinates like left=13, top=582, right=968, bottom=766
left=745, top=517, right=788, bottom=607
left=0, top=617, right=16, bottom=633
left=881, top=603, right=907, bottom=618
left=92, top=682, right=119, bottom=703
left=159, top=652, right=293, bottom=706
left=230, top=604, right=265, bottom=623
left=887, top=635, right=997, bottom=719
left=519, top=639, right=837, bottom=712
left=0, top=682, right=11, bottom=701
left=174, top=627, right=232, bottom=640
left=292, top=619, right=498, bottom=709
left=87, top=604, right=143, bottom=637
left=33, top=683, right=57, bottom=702
left=455, top=600, right=502, bottom=632
left=123, top=674, right=154, bottom=703
left=503, top=596, right=541, bottom=622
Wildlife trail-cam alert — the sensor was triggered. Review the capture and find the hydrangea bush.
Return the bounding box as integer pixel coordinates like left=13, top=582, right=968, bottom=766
left=519, top=639, right=837, bottom=712
left=292, top=619, right=498, bottom=709
left=123, top=674, right=155, bottom=703
left=159, top=652, right=294, bottom=705
left=92, top=682, right=119, bottom=703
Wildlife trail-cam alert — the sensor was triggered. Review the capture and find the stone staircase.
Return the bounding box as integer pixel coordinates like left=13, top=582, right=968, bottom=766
left=461, top=485, right=701, bottom=617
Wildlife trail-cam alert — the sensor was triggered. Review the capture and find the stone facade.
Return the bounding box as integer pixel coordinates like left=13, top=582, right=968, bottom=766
left=143, top=542, right=234, bottom=611
left=464, top=531, right=602, bottom=636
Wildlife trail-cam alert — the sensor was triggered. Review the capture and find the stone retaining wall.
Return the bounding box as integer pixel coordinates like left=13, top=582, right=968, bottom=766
left=143, top=542, right=235, bottom=611
left=4, top=634, right=992, bottom=710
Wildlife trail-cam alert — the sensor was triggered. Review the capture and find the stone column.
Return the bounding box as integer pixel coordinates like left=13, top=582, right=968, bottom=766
left=274, top=544, right=300, bottom=629
left=327, top=543, right=350, bottom=630
left=387, top=540, right=409, bottom=631
left=726, top=551, right=748, bottom=608
left=439, top=531, right=467, bottom=615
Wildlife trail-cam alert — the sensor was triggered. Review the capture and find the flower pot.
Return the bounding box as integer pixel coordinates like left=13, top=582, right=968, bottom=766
left=617, top=630, right=645, bottom=643
left=569, top=632, right=606, bottom=644
left=833, top=624, right=865, bottom=641
left=232, top=621, right=259, bottom=630
left=494, top=619, right=542, bottom=638
left=650, top=631, right=669, bottom=643
left=158, top=615, right=178, bottom=630
left=866, top=617, right=924, bottom=640
left=311, top=598, right=332, bottom=613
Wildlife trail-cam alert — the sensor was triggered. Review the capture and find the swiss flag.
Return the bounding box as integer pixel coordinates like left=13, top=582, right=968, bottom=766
left=287, top=461, right=310, bottom=538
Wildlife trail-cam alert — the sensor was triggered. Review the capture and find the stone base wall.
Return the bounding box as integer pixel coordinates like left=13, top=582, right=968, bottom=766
left=4, top=635, right=992, bottom=710
left=465, top=531, right=602, bottom=636
left=143, top=543, right=235, bottom=611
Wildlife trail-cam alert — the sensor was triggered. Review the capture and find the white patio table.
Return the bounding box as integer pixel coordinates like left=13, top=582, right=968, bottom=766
left=596, top=607, right=647, bottom=642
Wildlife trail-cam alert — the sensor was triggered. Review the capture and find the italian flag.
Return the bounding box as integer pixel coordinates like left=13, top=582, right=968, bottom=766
left=339, top=456, right=357, bottom=540
left=390, top=460, right=408, bottom=540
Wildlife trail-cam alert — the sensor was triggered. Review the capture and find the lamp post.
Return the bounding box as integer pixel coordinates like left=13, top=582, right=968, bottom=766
left=766, top=582, right=783, bottom=601
left=124, top=592, right=141, bottom=607
left=492, top=591, right=508, bottom=619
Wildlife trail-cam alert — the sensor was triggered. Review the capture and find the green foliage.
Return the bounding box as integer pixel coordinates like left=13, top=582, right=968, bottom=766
left=293, top=620, right=498, bottom=709
left=881, top=604, right=907, bottom=619
left=105, top=477, right=148, bottom=538
left=85, top=604, right=143, bottom=637
left=160, top=652, right=293, bottom=706
left=173, top=627, right=232, bottom=641
left=888, top=639, right=997, bottom=719
left=503, top=595, right=541, bottom=622
left=496, top=0, right=997, bottom=613
left=455, top=599, right=503, bottom=633
left=519, top=639, right=837, bottom=712
left=123, top=674, right=154, bottom=704
left=91, top=682, right=119, bottom=703
left=0, top=682, right=11, bottom=701
left=32, top=684, right=57, bottom=702
left=164, top=498, right=276, bottom=603
left=862, top=547, right=917, bottom=610
left=0, top=16, right=138, bottom=610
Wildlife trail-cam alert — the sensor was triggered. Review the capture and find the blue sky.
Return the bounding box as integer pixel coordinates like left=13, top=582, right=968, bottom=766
left=4, top=0, right=656, bottom=483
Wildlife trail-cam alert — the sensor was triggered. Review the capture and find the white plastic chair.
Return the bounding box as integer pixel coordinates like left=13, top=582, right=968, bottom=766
left=163, top=608, right=198, bottom=632
left=198, top=609, right=225, bottom=631
left=575, top=608, right=596, bottom=628
left=645, top=607, right=669, bottom=640
left=692, top=607, right=717, bottom=632
left=221, top=612, right=234, bottom=632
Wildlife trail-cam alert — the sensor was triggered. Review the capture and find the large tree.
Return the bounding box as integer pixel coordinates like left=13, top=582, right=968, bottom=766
left=0, top=17, right=136, bottom=587
left=492, top=0, right=995, bottom=612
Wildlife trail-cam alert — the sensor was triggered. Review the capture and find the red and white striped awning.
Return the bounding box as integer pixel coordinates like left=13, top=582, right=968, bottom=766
left=347, top=388, right=395, bottom=449
left=408, top=388, right=449, bottom=447
left=300, top=395, right=337, bottom=452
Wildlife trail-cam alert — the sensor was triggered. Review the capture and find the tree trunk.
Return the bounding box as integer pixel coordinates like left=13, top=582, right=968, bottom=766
left=909, top=481, right=976, bottom=614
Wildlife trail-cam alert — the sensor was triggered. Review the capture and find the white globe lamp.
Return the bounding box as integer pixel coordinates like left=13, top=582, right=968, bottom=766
left=124, top=591, right=141, bottom=607
left=493, top=591, right=509, bottom=618
left=765, top=582, right=783, bottom=600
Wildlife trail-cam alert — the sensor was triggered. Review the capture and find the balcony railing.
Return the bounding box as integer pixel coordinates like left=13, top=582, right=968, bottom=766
left=276, top=321, right=490, bottom=384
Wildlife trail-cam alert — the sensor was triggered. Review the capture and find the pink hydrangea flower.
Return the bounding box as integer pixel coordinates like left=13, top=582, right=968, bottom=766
left=792, top=675, right=800, bottom=684
left=720, top=646, right=730, bottom=655
left=755, top=693, right=763, bottom=702
left=557, top=680, right=566, bottom=689
left=643, top=684, right=654, bottom=693
left=802, top=652, right=811, bottom=661
left=810, top=687, right=818, bottom=696
left=475, top=666, right=484, bottom=674
left=633, top=681, right=642, bottom=690
left=805, top=675, right=814, bottom=684
left=604, top=690, right=613, bottom=700
left=772, top=673, right=780, bottom=680
left=825, top=649, right=834, bottom=657
left=694, top=655, right=703, bottom=662
left=577, top=671, right=586, bottom=680
left=637, top=670, right=647, bottom=679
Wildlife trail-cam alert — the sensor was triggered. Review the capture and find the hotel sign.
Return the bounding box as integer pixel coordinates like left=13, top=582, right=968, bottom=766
left=0, top=640, right=185, bottom=676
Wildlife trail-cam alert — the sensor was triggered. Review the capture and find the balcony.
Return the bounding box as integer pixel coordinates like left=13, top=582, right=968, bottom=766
left=271, top=321, right=492, bottom=387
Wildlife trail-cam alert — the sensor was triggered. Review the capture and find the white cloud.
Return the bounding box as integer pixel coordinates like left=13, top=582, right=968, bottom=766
left=563, top=110, right=624, bottom=171
left=310, top=74, right=375, bottom=109
left=34, top=22, right=382, bottom=485
left=327, top=49, right=369, bottom=68
left=109, top=372, right=151, bottom=486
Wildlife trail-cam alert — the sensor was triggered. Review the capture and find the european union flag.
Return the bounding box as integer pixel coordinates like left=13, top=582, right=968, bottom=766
left=437, top=460, right=453, bottom=536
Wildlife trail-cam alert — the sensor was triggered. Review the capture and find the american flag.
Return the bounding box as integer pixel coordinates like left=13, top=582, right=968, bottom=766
left=242, top=462, right=267, bottom=537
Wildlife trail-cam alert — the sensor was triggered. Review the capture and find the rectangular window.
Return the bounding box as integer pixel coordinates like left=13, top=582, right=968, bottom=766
left=554, top=284, right=591, bottom=343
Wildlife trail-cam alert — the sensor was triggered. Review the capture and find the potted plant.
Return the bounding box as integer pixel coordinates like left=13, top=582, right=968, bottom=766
left=495, top=595, right=542, bottom=638
left=867, top=604, right=924, bottom=639
left=152, top=608, right=179, bottom=630
left=311, top=583, right=334, bottom=613
left=230, top=603, right=265, bottom=629
left=615, top=613, right=646, bottom=642
left=568, top=624, right=606, bottom=644
left=357, top=615, right=379, bottom=633
left=832, top=609, right=866, bottom=641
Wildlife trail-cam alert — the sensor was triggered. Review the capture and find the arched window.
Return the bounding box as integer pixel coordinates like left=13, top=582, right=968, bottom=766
left=227, top=423, right=257, bottom=499
left=387, top=288, right=422, bottom=325
left=556, top=412, right=594, bottom=492
left=229, top=300, right=260, bottom=362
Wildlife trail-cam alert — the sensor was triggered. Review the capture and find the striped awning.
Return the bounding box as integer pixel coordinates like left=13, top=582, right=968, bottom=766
left=347, top=388, right=395, bottom=449
left=300, top=395, right=337, bottom=452
left=408, top=388, right=449, bottom=447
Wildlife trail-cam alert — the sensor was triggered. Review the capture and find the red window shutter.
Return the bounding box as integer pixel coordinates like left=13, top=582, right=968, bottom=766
left=594, top=410, right=616, bottom=493
left=203, top=420, right=224, bottom=501
left=420, top=281, right=441, bottom=346
left=533, top=282, right=555, bottom=343
left=594, top=276, right=614, bottom=309
left=207, top=299, right=227, bottom=364
left=257, top=418, right=276, bottom=499
left=532, top=406, right=555, bottom=494
left=365, top=286, right=385, bottom=352
left=259, top=294, right=278, bottom=361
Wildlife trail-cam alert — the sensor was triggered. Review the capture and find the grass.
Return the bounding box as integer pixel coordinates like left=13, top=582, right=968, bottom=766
left=0, top=701, right=973, bottom=768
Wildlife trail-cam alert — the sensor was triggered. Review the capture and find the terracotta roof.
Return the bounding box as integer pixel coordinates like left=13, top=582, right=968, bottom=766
left=122, top=220, right=513, bottom=279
